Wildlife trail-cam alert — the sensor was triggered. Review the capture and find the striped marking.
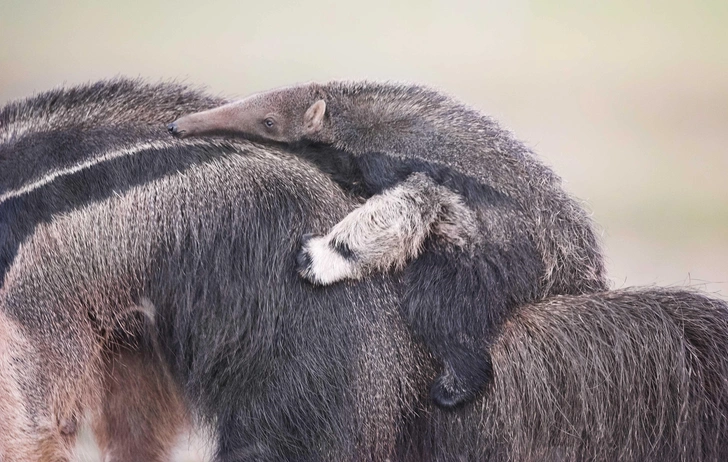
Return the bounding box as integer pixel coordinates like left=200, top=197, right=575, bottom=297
left=0, top=138, right=223, bottom=205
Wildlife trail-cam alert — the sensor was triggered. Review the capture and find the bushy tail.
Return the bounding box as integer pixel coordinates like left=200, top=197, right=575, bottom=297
left=405, top=288, right=728, bottom=461
left=485, top=288, right=728, bottom=461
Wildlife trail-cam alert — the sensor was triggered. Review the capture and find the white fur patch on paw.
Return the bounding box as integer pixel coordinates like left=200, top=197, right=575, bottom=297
left=298, top=237, right=360, bottom=285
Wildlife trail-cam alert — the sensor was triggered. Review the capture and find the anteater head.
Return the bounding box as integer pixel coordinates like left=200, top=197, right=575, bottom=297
left=167, top=84, right=329, bottom=144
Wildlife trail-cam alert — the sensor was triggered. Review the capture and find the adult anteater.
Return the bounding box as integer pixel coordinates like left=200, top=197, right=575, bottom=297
left=0, top=80, right=727, bottom=461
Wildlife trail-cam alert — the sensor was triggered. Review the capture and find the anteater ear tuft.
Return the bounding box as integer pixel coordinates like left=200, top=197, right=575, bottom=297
left=303, top=100, right=326, bottom=134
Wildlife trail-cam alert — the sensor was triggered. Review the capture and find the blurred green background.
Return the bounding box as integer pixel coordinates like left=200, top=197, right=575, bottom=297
left=1, top=1, right=726, bottom=459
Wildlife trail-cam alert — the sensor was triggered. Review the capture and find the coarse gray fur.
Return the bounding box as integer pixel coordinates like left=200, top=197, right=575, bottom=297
left=169, top=80, right=608, bottom=407
left=298, top=171, right=480, bottom=285
left=170, top=80, right=606, bottom=296
left=2, top=80, right=728, bottom=461
left=0, top=78, right=227, bottom=283
left=0, top=78, right=229, bottom=461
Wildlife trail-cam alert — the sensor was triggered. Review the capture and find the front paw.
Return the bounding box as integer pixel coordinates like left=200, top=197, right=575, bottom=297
left=296, top=234, right=360, bottom=285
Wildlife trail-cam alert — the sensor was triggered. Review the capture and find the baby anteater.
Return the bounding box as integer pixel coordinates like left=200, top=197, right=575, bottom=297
left=168, top=81, right=607, bottom=409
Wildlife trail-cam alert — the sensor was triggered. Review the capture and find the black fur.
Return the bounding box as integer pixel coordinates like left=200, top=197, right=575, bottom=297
left=2, top=80, right=728, bottom=461
left=330, top=237, right=357, bottom=260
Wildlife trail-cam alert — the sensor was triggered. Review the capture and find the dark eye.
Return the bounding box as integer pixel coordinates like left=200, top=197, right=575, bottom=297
left=263, top=118, right=275, bottom=128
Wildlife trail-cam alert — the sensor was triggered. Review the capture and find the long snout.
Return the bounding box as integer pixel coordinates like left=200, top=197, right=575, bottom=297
left=167, top=110, right=215, bottom=139
left=166, top=102, right=245, bottom=139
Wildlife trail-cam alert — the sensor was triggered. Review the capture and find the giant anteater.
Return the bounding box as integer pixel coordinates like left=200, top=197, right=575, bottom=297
left=168, top=81, right=608, bottom=407
left=1, top=80, right=727, bottom=461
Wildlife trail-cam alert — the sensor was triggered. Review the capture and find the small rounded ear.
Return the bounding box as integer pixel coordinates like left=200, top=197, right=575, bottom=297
left=303, top=100, right=326, bottom=135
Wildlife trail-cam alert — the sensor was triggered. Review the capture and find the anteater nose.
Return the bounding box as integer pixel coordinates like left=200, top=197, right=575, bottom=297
left=167, top=122, right=178, bottom=135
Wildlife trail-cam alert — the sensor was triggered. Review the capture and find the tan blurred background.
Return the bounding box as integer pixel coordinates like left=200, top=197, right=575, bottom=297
left=1, top=0, right=726, bottom=459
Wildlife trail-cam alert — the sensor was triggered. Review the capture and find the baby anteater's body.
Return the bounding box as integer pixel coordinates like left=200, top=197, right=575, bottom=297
left=169, top=81, right=607, bottom=408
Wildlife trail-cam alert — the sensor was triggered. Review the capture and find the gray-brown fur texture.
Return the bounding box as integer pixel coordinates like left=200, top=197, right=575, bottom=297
left=169, top=80, right=608, bottom=407
left=0, top=78, right=226, bottom=282
left=0, top=78, right=227, bottom=461
left=297, top=172, right=480, bottom=285
left=2, top=80, right=728, bottom=461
